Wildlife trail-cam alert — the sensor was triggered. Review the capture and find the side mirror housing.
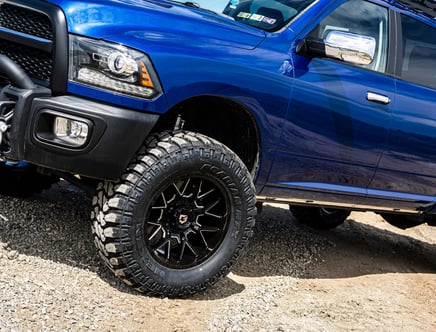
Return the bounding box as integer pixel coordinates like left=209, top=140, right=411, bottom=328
left=297, top=31, right=376, bottom=65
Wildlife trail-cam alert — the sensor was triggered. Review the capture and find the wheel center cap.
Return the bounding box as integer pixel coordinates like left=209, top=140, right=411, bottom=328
left=178, top=214, right=189, bottom=225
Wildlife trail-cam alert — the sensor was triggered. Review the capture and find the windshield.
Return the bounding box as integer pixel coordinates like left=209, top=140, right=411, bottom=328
left=174, top=0, right=317, bottom=31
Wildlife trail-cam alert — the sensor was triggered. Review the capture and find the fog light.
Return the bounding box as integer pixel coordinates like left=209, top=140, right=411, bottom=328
left=54, top=116, right=89, bottom=147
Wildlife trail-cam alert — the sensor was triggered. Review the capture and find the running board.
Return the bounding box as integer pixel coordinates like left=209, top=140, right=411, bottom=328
left=256, top=195, right=422, bottom=215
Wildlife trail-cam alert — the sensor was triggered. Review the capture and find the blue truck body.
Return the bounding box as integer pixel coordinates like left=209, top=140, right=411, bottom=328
left=49, top=0, right=436, bottom=212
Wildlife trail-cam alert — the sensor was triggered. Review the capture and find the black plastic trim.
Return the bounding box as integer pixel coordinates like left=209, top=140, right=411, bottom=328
left=25, top=95, right=159, bottom=180
left=386, top=10, right=400, bottom=76
left=0, top=82, right=160, bottom=180
left=391, top=11, right=404, bottom=77
left=0, top=84, right=52, bottom=159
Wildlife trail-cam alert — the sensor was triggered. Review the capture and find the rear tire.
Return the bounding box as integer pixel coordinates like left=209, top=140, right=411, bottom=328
left=289, top=206, right=350, bottom=230
left=380, top=213, right=425, bottom=229
left=92, top=131, right=256, bottom=297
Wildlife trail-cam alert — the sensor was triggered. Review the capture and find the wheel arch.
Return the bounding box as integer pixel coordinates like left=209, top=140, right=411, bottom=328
left=153, top=95, right=261, bottom=175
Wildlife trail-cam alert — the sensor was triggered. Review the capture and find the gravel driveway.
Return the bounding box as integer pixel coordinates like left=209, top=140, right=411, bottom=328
left=0, top=181, right=435, bottom=331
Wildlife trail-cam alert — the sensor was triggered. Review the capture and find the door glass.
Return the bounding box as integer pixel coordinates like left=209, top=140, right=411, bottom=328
left=400, top=15, right=436, bottom=89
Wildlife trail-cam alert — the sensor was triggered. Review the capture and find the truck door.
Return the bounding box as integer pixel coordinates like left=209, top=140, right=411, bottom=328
left=265, top=0, right=394, bottom=201
left=370, top=14, right=436, bottom=202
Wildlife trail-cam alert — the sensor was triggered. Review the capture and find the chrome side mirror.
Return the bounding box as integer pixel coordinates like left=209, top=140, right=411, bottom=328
left=297, top=31, right=376, bottom=66
left=324, top=31, right=375, bottom=65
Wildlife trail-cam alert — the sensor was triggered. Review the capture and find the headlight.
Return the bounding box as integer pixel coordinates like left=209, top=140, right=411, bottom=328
left=69, top=35, right=161, bottom=99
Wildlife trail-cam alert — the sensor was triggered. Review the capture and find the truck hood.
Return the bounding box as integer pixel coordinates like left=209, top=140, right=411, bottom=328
left=46, top=0, right=266, bottom=49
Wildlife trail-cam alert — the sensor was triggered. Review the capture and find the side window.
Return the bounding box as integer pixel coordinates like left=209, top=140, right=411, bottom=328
left=308, top=0, right=388, bottom=73
left=400, top=15, right=436, bottom=89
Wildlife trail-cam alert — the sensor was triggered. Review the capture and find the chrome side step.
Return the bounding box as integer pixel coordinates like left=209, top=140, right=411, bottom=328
left=256, top=195, right=421, bottom=214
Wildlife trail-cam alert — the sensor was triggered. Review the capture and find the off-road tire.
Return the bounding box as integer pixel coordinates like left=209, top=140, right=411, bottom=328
left=92, top=131, right=256, bottom=297
left=380, top=213, right=426, bottom=229
left=290, top=206, right=350, bottom=230
left=0, top=162, right=57, bottom=197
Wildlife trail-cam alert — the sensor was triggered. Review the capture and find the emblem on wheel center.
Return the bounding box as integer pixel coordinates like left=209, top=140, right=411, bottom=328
left=178, top=214, right=189, bottom=224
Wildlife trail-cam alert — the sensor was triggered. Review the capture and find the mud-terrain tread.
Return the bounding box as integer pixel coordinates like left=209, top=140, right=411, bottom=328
left=92, top=131, right=256, bottom=297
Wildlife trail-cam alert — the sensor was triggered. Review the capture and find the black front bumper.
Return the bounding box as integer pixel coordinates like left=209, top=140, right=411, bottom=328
left=0, top=84, right=159, bottom=180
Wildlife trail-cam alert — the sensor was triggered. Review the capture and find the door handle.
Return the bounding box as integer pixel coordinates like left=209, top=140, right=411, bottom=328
left=366, top=92, right=391, bottom=105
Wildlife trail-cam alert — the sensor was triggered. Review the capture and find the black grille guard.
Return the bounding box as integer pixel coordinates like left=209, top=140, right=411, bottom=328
left=0, top=0, right=68, bottom=93
left=0, top=54, right=51, bottom=159
left=0, top=54, right=35, bottom=89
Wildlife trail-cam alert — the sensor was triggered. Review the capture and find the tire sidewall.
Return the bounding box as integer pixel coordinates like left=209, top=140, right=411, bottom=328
left=318, top=208, right=349, bottom=228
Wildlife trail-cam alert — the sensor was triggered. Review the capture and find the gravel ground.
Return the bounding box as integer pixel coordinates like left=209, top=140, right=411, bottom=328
left=0, top=181, right=435, bottom=331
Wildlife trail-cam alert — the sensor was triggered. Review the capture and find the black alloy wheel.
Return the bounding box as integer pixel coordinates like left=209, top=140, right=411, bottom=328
left=145, top=176, right=230, bottom=269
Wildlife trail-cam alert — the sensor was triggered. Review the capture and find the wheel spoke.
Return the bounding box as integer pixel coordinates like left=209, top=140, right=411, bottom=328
left=151, top=192, right=168, bottom=210
left=199, top=226, right=221, bottom=251
left=165, top=240, right=171, bottom=261
left=147, top=222, right=164, bottom=241
left=149, top=207, right=165, bottom=223
left=198, top=187, right=215, bottom=199
left=155, top=238, right=171, bottom=259
left=205, top=199, right=226, bottom=219
left=198, top=231, right=211, bottom=251
left=195, top=213, right=205, bottom=224
left=179, top=236, right=198, bottom=262
left=178, top=241, right=187, bottom=262
left=180, top=178, right=191, bottom=197
left=196, top=180, right=215, bottom=200
left=184, top=240, right=198, bottom=257
left=200, top=226, right=221, bottom=233
left=173, top=178, right=193, bottom=198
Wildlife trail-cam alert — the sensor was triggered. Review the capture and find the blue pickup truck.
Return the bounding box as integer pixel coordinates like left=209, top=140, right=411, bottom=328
left=0, top=0, right=434, bottom=296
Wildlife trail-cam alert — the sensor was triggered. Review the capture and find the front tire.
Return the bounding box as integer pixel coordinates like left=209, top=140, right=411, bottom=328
left=92, top=131, right=256, bottom=297
left=290, top=206, right=350, bottom=230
